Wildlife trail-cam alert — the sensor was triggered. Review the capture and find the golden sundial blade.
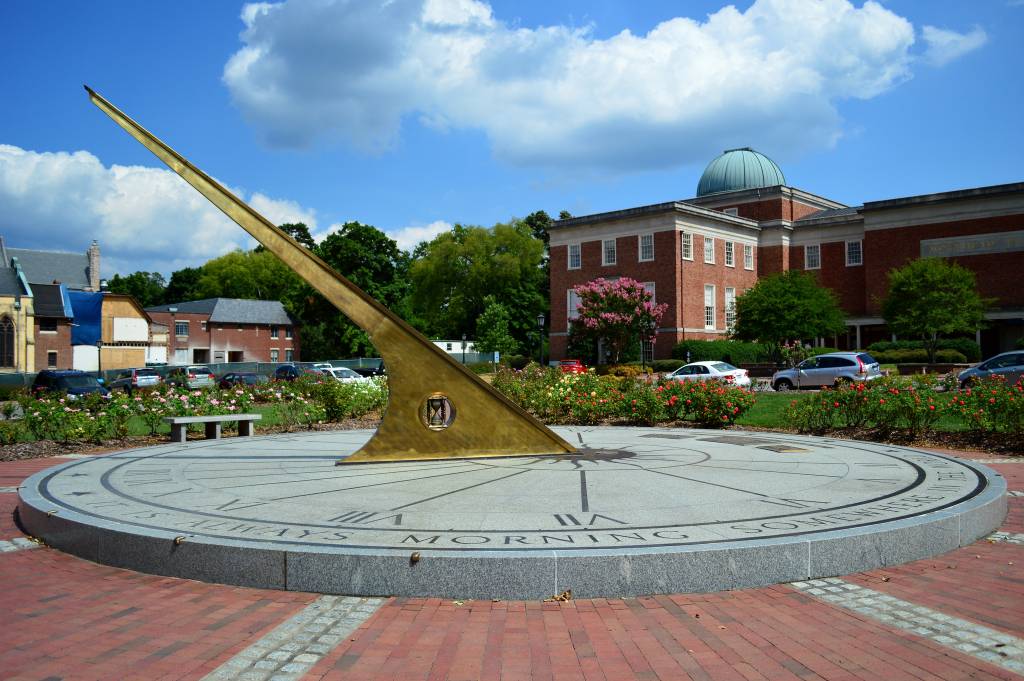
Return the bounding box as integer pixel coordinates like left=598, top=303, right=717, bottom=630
left=85, top=86, right=575, bottom=463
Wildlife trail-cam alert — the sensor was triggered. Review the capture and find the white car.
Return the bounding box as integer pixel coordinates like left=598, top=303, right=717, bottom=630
left=322, top=367, right=371, bottom=383
left=666, top=361, right=751, bottom=387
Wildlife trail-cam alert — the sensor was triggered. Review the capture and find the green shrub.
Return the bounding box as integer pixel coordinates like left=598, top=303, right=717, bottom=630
left=651, top=359, right=685, bottom=372
left=807, top=347, right=840, bottom=357
left=506, top=355, right=531, bottom=370
left=671, top=340, right=772, bottom=364
left=467, top=362, right=494, bottom=374
left=1015, top=336, right=1024, bottom=350
left=871, top=349, right=967, bottom=364
left=598, top=364, right=653, bottom=378
left=948, top=375, right=1024, bottom=434
left=307, top=379, right=387, bottom=421
left=867, top=338, right=980, bottom=361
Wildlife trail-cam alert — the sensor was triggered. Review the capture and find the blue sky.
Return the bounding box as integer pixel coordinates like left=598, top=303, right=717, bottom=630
left=1, top=0, right=1020, bottom=277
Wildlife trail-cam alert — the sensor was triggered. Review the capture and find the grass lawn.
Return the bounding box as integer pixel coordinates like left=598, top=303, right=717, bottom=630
left=121, top=404, right=285, bottom=437
left=736, top=393, right=793, bottom=428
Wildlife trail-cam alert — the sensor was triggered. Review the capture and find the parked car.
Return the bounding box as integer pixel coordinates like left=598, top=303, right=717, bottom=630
left=559, top=359, right=587, bottom=374
left=309, top=362, right=334, bottom=370
left=772, top=352, right=881, bottom=391
left=165, top=365, right=216, bottom=389
left=273, top=364, right=323, bottom=381
left=218, top=372, right=270, bottom=389
left=352, top=363, right=386, bottom=378
left=32, top=370, right=109, bottom=400
left=321, top=367, right=371, bottom=383
left=666, top=361, right=751, bottom=387
left=957, top=351, right=1024, bottom=389
left=107, top=367, right=162, bottom=394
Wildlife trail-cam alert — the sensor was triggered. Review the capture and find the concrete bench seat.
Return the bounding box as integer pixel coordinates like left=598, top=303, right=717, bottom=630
left=164, top=414, right=262, bottom=443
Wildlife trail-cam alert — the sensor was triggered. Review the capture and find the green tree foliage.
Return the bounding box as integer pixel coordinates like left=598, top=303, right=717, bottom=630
left=409, top=221, right=546, bottom=349
left=732, top=271, right=846, bottom=359
left=194, top=250, right=304, bottom=301
left=568, top=277, right=667, bottom=364
left=253, top=222, right=316, bottom=252
left=298, top=222, right=411, bottom=359
left=162, top=266, right=203, bottom=303
left=474, top=296, right=519, bottom=358
left=881, top=258, right=992, bottom=362
left=106, top=271, right=166, bottom=308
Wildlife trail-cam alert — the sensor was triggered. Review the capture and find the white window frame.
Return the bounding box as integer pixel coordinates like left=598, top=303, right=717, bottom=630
left=805, top=243, right=821, bottom=270
left=567, top=243, right=581, bottom=270
left=680, top=233, right=693, bottom=261
left=744, top=244, right=754, bottom=270
left=567, top=289, right=582, bottom=320
left=725, top=287, right=736, bottom=329
left=285, top=349, right=294, bottom=362
left=724, top=241, right=735, bottom=268
left=269, top=349, right=279, bottom=362
left=286, top=326, right=293, bottom=339
left=723, top=207, right=739, bottom=216
left=270, top=324, right=279, bottom=339
left=845, top=240, right=863, bottom=267
left=638, top=234, right=654, bottom=262
left=47, top=350, right=57, bottom=368
left=174, top=321, right=189, bottom=337
left=602, top=239, right=617, bottom=266
left=704, top=285, right=716, bottom=330
left=704, top=236, right=715, bottom=264
left=643, top=281, right=656, bottom=304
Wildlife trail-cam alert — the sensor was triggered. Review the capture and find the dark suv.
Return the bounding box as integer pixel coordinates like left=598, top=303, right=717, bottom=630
left=32, top=370, right=109, bottom=400
left=273, top=364, right=322, bottom=381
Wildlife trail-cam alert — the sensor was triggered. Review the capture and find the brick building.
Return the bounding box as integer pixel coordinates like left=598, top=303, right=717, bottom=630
left=145, top=298, right=299, bottom=365
left=549, top=148, right=1024, bottom=362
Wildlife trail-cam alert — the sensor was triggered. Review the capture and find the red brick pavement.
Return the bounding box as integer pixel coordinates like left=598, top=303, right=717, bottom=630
left=1, top=452, right=1022, bottom=681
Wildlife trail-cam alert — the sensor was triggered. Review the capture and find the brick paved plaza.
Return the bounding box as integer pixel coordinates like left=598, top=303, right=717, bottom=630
left=1, top=449, right=1022, bottom=681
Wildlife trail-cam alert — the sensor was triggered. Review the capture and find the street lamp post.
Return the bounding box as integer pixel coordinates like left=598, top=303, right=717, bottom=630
left=95, top=339, right=103, bottom=383
left=461, top=333, right=467, bottom=365
left=536, top=313, right=545, bottom=366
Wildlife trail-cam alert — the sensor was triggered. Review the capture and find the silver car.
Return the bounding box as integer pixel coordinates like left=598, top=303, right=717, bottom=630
left=957, top=351, right=1024, bottom=389
left=772, top=352, right=881, bottom=391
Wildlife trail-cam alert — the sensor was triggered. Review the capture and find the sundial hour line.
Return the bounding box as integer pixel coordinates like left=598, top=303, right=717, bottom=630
left=693, top=464, right=846, bottom=479
left=189, top=462, right=476, bottom=486
left=266, top=466, right=513, bottom=502
left=211, top=463, right=481, bottom=491
left=387, top=470, right=531, bottom=512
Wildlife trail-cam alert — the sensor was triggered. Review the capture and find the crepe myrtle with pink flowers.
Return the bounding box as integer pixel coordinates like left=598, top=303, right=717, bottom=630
left=568, top=277, right=668, bottom=364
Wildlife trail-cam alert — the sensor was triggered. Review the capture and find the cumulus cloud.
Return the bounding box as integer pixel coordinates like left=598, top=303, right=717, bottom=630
left=221, top=0, right=981, bottom=170
left=0, top=144, right=318, bottom=277
left=921, top=25, right=987, bottom=67
left=385, top=220, right=453, bottom=252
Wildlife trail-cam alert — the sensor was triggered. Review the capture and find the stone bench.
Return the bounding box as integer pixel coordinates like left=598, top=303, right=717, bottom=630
left=164, top=414, right=262, bottom=443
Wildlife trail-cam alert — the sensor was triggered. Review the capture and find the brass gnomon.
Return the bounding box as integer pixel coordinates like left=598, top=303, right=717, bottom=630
left=85, top=86, right=575, bottom=464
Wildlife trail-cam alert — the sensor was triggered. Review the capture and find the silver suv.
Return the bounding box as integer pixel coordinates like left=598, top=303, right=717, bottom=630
left=772, top=352, right=881, bottom=391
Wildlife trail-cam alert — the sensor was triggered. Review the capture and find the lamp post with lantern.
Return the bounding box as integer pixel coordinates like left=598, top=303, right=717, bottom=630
left=536, top=313, right=545, bottom=366
left=461, top=333, right=467, bottom=365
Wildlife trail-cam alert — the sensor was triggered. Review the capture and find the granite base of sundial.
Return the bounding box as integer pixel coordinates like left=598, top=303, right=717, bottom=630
left=18, top=427, right=1006, bottom=600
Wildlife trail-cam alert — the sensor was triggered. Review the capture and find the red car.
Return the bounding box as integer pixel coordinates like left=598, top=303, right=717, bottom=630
left=559, top=359, right=587, bottom=374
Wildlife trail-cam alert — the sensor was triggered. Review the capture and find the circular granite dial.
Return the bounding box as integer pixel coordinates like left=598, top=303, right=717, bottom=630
left=29, top=428, right=985, bottom=553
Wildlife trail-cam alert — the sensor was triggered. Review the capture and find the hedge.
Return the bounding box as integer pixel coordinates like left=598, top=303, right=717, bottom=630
left=671, top=340, right=772, bottom=364
left=869, top=348, right=968, bottom=364
left=867, top=338, right=981, bottom=362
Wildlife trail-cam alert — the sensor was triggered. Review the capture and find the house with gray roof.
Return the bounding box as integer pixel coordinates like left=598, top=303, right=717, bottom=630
left=145, top=298, right=299, bottom=365
left=1, top=238, right=101, bottom=291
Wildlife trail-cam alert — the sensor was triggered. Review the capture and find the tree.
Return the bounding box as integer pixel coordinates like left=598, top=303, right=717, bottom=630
left=409, top=221, right=547, bottom=349
left=254, top=222, right=316, bottom=252
left=163, top=266, right=203, bottom=303
left=732, top=271, right=846, bottom=360
left=568, top=278, right=667, bottom=364
left=474, top=296, right=519, bottom=358
left=881, top=258, right=992, bottom=362
left=194, top=250, right=304, bottom=301
left=106, top=271, right=166, bottom=308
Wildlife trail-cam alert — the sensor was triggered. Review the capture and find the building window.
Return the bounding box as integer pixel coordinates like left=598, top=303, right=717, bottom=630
left=643, top=282, right=656, bottom=304
left=704, top=236, right=715, bottom=264
left=286, top=326, right=293, bottom=339
left=270, top=325, right=279, bottom=339
left=47, top=351, right=57, bottom=368
left=724, top=241, right=735, bottom=267
left=744, top=244, right=754, bottom=270
left=723, top=207, right=739, bottom=216
left=174, top=321, right=189, bottom=337
left=725, top=287, right=736, bottom=329
left=704, top=285, right=715, bottom=330
left=286, top=349, right=294, bottom=362
left=270, top=349, right=279, bottom=362
left=681, top=233, right=692, bottom=261
left=567, top=243, right=581, bottom=270
left=201, top=321, right=207, bottom=331
left=40, top=320, right=57, bottom=333
left=805, top=244, right=821, bottom=270
left=567, top=289, right=582, bottom=320
left=638, top=234, right=654, bottom=262
left=602, top=239, right=617, bottom=266
left=846, top=240, right=863, bottom=267
left=446, top=343, right=452, bottom=351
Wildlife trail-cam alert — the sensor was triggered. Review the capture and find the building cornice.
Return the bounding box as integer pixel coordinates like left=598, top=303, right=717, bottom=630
left=552, top=201, right=758, bottom=231
left=686, top=185, right=846, bottom=211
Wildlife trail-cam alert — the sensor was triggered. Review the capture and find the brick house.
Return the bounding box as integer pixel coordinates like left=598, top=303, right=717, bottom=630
left=145, top=298, right=299, bottom=365
left=549, top=148, right=1024, bottom=361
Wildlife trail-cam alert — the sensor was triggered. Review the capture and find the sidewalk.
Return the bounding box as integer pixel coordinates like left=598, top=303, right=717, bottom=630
left=1, top=449, right=1021, bottom=681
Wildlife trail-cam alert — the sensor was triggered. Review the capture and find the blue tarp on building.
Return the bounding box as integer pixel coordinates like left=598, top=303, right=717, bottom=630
left=68, top=291, right=102, bottom=346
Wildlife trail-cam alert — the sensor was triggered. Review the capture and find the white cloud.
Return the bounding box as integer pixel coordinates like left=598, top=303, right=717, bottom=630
left=921, top=25, right=987, bottom=67
left=385, top=220, right=452, bottom=252
left=0, top=144, right=318, bottom=277
left=221, top=0, right=983, bottom=170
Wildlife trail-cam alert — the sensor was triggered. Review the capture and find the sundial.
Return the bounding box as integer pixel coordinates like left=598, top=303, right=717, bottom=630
left=18, top=428, right=1005, bottom=599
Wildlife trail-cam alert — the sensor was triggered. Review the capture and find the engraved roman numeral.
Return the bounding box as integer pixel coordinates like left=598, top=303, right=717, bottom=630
left=553, top=513, right=627, bottom=526
left=758, top=497, right=829, bottom=509
left=327, top=510, right=403, bottom=525
left=197, top=497, right=270, bottom=511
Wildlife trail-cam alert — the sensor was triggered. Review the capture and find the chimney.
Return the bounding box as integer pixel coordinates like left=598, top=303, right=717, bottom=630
left=87, top=240, right=100, bottom=291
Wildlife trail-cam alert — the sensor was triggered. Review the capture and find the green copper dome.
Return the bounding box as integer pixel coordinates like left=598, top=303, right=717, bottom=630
left=696, top=148, right=786, bottom=197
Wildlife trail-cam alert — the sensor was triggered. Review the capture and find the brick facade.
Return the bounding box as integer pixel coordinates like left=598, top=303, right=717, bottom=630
left=549, top=181, right=1024, bottom=361
left=34, top=321, right=72, bottom=370
left=145, top=311, right=299, bottom=365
